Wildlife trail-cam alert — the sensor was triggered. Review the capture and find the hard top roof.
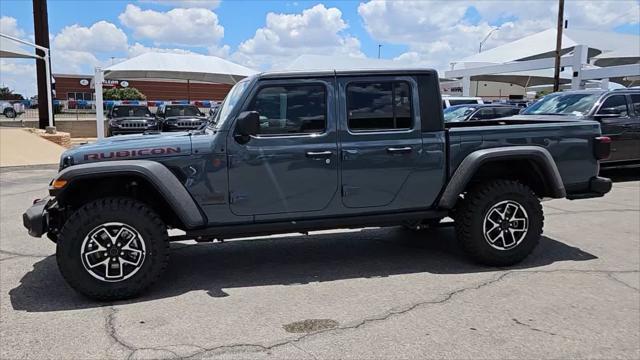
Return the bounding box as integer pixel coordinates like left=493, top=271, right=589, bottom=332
left=256, top=68, right=439, bottom=80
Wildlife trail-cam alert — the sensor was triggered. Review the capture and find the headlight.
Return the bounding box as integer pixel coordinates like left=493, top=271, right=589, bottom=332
left=109, top=120, right=119, bottom=126
left=60, top=155, right=74, bottom=170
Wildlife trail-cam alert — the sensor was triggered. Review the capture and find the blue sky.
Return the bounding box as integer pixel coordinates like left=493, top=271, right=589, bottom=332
left=1, top=0, right=411, bottom=59
left=1, top=0, right=638, bottom=96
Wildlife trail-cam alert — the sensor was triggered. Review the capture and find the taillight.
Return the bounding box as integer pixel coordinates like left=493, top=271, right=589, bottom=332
left=594, top=136, right=611, bottom=160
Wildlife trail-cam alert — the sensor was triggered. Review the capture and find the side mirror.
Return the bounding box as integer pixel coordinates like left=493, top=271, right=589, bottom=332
left=234, top=111, right=260, bottom=143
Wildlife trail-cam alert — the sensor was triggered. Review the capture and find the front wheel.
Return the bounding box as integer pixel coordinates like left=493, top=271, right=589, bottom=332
left=4, top=108, right=16, bottom=118
left=56, top=198, right=169, bottom=300
left=455, top=180, right=543, bottom=266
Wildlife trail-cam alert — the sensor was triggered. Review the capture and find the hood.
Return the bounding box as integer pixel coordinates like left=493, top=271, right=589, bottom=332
left=164, top=116, right=208, bottom=121
left=61, top=131, right=193, bottom=168
left=110, top=116, right=155, bottom=121
left=505, top=114, right=585, bottom=122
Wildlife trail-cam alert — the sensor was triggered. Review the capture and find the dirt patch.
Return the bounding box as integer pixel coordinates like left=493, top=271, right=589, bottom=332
left=283, top=319, right=339, bottom=333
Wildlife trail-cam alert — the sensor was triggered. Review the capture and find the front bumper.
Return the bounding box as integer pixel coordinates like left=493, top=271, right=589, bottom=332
left=566, top=176, right=613, bottom=200
left=22, top=197, right=50, bottom=237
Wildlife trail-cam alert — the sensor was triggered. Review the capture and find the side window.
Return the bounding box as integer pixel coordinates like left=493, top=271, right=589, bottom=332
left=347, top=81, right=413, bottom=131
left=475, top=108, right=495, bottom=120
left=249, top=84, right=326, bottom=135
left=494, top=107, right=518, bottom=117
left=598, top=95, right=628, bottom=116
left=630, top=94, right=640, bottom=116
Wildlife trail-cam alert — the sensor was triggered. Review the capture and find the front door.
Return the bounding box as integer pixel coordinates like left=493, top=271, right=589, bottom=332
left=338, top=76, right=442, bottom=210
left=226, top=78, right=339, bottom=217
left=597, top=94, right=639, bottom=162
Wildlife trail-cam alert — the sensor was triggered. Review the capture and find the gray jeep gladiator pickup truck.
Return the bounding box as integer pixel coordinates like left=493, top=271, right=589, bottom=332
left=23, top=69, right=612, bottom=300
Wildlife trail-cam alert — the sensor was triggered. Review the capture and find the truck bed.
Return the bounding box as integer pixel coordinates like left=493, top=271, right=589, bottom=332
left=447, top=119, right=602, bottom=194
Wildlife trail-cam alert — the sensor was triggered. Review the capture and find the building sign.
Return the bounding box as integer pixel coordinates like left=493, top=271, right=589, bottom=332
left=101, top=79, right=130, bottom=88
left=79, top=79, right=89, bottom=86
left=102, top=79, right=120, bottom=88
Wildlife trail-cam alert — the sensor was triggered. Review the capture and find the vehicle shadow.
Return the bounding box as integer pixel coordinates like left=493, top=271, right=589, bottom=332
left=10, top=226, right=597, bottom=312
left=601, top=168, right=640, bottom=183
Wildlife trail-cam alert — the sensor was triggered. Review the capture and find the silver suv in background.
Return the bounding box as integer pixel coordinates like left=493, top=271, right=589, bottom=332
left=0, top=101, right=25, bottom=119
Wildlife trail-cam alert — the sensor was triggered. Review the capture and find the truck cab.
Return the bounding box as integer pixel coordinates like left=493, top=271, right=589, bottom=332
left=24, top=69, right=612, bottom=300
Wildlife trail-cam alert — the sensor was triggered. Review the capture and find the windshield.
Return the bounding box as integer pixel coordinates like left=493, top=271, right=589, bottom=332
left=213, top=79, right=250, bottom=129
left=522, top=93, right=600, bottom=116
left=165, top=105, right=201, bottom=117
left=444, top=106, right=475, bottom=122
left=112, top=106, right=151, bottom=118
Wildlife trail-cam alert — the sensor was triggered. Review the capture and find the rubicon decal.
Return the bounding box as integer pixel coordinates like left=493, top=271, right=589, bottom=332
left=84, top=147, right=181, bottom=160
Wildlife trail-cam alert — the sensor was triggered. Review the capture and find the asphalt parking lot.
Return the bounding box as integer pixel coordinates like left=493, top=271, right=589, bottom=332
left=1, top=166, right=638, bottom=359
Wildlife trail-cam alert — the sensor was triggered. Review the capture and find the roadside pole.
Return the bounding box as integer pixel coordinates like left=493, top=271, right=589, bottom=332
left=95, top=68, right=105, bottom=139
left=553, top=0, right=565, bottom=92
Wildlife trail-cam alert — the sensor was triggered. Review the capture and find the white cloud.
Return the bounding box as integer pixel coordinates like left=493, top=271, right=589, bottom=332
left=0, top=16, right=26, bottom=38
left=140, top=0, right=221, bottom=9
left=0, top=18, right=36, bottom=97
left=119, top=4, right=224, bottom=46
left=358, top=0, right=640, bottom=72
left=127, top=42, right=198, bottom=57
left=0, top=59, right=37, bottom=97
left=52, top=21, right=128, bottom=53
left=232, top=4, right=363, bottom=69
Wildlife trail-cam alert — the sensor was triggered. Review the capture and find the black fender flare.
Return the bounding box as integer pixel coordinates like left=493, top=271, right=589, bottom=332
left=438, top=146, right=566, bottom=209
left=52, top=160, right=206, bottom=228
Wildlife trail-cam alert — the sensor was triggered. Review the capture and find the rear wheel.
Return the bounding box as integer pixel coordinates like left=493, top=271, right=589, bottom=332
left=455, top=179, right=543, bottom=266
left=56, top=198, right=169, bottom=300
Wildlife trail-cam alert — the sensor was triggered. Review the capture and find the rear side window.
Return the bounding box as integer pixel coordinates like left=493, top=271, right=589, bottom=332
left=347, top=81, right=412, bottom=131
left=249, top=84, right=326, bottom=135
left=630, top=94, right=640, bottom=116
left=598, top=95, right=628, bottom=116
left=450, top=99, right=479, bottom=106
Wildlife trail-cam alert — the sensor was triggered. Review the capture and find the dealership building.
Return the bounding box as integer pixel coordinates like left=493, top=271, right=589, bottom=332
left=53, top=73, right=233, bottom=103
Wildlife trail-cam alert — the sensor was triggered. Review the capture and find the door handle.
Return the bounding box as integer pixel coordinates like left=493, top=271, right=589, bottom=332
left=386, top=146, right=412, bottom=154
left=306, top=150, right=333, bottom=158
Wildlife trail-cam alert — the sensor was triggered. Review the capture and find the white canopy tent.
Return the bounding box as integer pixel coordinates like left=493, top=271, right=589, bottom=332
left=95, top=52, right=258, bottom=138
left=0, top=33, right=53, bottom=127
left=447, top=28, right=640, bottom=95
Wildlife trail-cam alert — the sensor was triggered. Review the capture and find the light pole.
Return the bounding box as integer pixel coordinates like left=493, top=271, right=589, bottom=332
left=479, top=26, right=500, bottom=53
left=378, top=44, right=382, bottom=59
left=477, top=26, right=500, bottom=97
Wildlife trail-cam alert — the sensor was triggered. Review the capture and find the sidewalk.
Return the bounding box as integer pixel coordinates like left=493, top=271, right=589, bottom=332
left=0, top=128, right=66, bottom=167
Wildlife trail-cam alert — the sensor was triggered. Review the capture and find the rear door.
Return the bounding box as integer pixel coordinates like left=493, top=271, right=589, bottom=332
left=626, top=94, right=640, bottom=161
left=338, top=76, right=444, bottom=210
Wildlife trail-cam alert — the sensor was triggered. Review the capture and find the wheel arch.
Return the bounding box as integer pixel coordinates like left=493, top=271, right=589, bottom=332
left=52, top=160, right=206, bottom=229
left=438, top=146, right=566, bottom=209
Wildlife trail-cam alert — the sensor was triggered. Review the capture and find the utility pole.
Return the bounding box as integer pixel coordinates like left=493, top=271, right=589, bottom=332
left=553, top=0, right=565, bottom=92
left=378, top=44, right=382, bottom=59
left=33, top=0, right=52, bottom=129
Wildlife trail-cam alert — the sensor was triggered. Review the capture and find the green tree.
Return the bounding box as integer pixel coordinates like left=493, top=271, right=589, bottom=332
left=103, top=87, right=146, bottom=100
left=0, top=86, right=25, bottom=100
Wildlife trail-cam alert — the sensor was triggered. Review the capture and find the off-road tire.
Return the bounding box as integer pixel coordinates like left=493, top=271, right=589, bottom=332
left=4, top=108, right=16, bottom=118
left=56, top=197, right=169, bottom=300
left=456, top=179, right=543, bottom=266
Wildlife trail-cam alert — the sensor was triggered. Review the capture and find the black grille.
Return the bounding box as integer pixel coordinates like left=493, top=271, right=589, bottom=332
left=120, top=121, right=147, bottom=128
left=177, top=121, right=203, bottom=128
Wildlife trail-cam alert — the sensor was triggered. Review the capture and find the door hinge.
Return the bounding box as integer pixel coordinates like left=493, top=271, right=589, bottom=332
left=342, top=185, right=359, bottom=197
